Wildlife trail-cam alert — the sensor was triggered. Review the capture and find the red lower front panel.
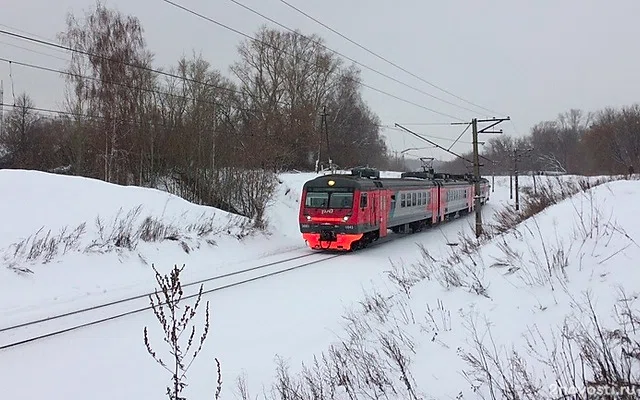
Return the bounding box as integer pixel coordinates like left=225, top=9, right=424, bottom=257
left=302, top=233, right=363, bottom=251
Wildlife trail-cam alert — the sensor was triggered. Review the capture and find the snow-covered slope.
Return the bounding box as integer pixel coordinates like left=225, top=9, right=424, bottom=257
left=0, top=169, right=301, bottom=325
left=0, top=170, right=637, bottom=400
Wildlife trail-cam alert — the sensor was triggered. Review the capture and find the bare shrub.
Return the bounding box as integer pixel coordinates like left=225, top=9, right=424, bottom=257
left=461, top=291, right=640, bottom=400
left=3, top=203, right=254, bottom=270
left=3, top=223, right=86, bottom=271
left=385, top=260, right=421, bottom=298
left=89, top=206, right=143, bottom=252
left=411, top=242, right=489, bottom=298
left=167, top=167, right=278, bottom=229
left=237, top=283, right=425, bottom=400
left=358, top=288, right=393, bottom=324
left=143, top=263, right=220, bottom=400
left=489, top=176, right=621, bottom=237
left=460, top=312, right=545, bottom=400
left=423, top=298, right=452, bottom=334
left=138, top=216, right=180, bottom=242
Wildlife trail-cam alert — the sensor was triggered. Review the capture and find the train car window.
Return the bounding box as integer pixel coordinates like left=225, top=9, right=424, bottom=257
left=305, top=192, right=329, bottom=208
left=329, top=192, right=354, bottom=209
left=412, top=192, right=417, bottom=206
left=401, top=193, right=406, bottom=207
left=360, top=193, right=368, bottom=208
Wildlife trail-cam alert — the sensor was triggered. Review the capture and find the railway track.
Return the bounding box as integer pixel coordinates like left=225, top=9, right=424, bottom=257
left=0, top=250, right=344, bottom=351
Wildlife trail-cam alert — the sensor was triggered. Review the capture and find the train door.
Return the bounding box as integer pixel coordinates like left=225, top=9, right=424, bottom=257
left=431, top=186, right=439, bottom=224
left=439, top=185, right=447, bottom=222
left=378, top=191, right=387, bottom=237
left=371, top=191, right=378, bottom=229
left=360, top=192, right=376, bottom=229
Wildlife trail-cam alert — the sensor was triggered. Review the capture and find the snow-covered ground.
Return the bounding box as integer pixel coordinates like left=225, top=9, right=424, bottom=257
left=0, top=169, right=637, bottom=400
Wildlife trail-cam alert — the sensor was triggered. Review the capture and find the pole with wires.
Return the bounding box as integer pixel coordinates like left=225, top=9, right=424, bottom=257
left=472, top=118, right=482, bottom=238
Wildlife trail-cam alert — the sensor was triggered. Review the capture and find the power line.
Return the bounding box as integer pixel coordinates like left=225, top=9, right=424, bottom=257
left=394, top=123, right=474, bottom=163
left=0, top=102, right=233, bottom=137
left=0, top=40, right=70, bottom=63
left=0, top=23, right=70, bottom=56
left=277, top=0, right=506, bottom=117
left=377, top=124, right=473, bottom=144
left=0, top=24, right=463, bottom=121
left=0, top=56, right=260, bottom=114
left=160, top=0, right=465, bottom=121
left=1, top=102, right=160, bottom=127
left=227, top=0, right=481, bottom=117
left=0, top=28, right=278, bottom=108
left=392, top=122, right=453, bottom=126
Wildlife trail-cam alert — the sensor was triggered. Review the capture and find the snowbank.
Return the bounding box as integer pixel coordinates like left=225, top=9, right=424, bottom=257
left=0, top=169, right=300, bottom=324
left=276, top=177, right=640, bottom=399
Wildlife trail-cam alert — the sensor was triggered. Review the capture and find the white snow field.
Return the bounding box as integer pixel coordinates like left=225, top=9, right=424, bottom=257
left=0, top=169, right=638, bottom=400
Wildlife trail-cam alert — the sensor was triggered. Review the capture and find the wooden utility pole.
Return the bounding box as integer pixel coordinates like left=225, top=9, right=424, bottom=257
left=513, top=147, right=532, bottom=211
left=317, top=106, right=331, bottom=172
left=472, top=118, right=482, bottom=237
left=510, top=171, right=513, bottom=199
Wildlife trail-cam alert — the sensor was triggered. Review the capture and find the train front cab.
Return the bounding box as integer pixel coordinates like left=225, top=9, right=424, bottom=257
left=299, top=177, right=388, bottom=251
left=299, top=179, right=361, bottom=251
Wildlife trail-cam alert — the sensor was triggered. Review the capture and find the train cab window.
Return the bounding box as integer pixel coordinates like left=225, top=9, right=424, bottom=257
left=360, top=193, right=368, bottom=208
left=329, top=192, right=354, bottom=209
left=305, top=192, right=329, bottom=208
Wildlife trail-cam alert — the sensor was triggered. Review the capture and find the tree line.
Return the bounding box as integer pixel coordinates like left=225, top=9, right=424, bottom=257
left=0, top=1, right=391, bottom=224
left=439, top=107, right=640, bottom=176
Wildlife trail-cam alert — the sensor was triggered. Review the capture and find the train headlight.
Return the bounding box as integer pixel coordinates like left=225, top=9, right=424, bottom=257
left=342, top=215, right=349, bottom=221
left=306, top=215, right=311, bottom=220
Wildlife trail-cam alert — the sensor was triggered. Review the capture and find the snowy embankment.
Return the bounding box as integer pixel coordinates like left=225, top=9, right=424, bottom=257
left=0, top=169, right=311, bottom=325
left=269, top=176, right=639, bottom=400
left=0, top=169, right=637, bottom=400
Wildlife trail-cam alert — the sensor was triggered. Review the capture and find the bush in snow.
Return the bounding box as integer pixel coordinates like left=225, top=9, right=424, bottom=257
left=159, top=167, right=278, bottom=229
left=460, top=291, right=640, bottom=400
left=2, top=205, right=254, bottom=272
left=143, top=264, right=222, bottom=400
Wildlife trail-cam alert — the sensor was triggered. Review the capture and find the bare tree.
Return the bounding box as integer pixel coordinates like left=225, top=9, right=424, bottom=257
left=58, top=0, right=156, bottom=184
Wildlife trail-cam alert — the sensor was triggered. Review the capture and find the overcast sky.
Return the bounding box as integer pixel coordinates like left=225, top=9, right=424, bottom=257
left=1, top=0, right=639, bottom=161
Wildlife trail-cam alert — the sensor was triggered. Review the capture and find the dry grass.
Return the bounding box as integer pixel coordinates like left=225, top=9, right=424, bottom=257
left=2, top=206, right=255, bottom=272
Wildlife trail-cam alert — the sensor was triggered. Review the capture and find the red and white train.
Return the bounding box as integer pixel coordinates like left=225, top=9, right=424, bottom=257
left=298, top=168, right=490, bottom=251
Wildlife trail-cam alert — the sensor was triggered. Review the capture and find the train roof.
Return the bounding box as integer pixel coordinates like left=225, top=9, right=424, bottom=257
left=302, top=168, right=488, bottom=191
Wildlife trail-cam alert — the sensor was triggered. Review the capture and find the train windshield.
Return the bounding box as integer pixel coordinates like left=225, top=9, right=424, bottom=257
left=305, top=191, right=354, bottom=209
